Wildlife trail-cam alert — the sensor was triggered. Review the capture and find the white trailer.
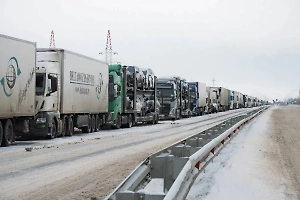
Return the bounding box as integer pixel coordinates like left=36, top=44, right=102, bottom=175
left=233, top=91, right=238, bottom=109
left=229, top=90, right=234, bottom=110
left=0, top=34, right=36, bottom=146
left=31, top=48, right=109, bottom=138
left=197, top=82, right=207, bottom=109
left=219, top=87, right=229, bottom=111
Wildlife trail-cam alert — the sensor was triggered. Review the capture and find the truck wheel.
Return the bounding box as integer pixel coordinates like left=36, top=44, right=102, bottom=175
left=3, top=119, right=14, bottom=147
left=0, top=121, right=3, bottom=147
left=49, top=121, right=57, bottom=139
left=95, top=115, right=100, bottom=132
left=61, top=117, right=67, bottom=137
left=91, top=115, right=96, bottom=132
left=155, top=115, right=159, bottom=124
left=112, top=114, right=121, bottom=129
left=125, top=115, right=133, bottom=128
left=67, top=116, right=74, bottom=136
left=82, top=115, right=92, bottom=133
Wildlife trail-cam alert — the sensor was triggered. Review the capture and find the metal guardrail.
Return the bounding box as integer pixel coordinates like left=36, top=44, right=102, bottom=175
left=105, top=106, right=268, bottom=200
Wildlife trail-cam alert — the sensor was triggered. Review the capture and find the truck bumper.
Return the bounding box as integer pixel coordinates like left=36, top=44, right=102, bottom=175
left=29, top=112, right=58, bottom=137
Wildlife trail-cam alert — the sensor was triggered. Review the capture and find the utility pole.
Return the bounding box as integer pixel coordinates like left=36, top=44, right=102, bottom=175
left=99, top=30, right=118, bottom=65
left=212, top=78, right=216, bottom=87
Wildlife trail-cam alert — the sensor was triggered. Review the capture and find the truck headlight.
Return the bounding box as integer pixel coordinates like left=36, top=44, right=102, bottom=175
left=36, top=118, right=46, bottom=123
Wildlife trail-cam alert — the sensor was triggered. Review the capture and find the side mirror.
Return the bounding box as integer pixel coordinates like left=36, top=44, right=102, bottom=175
left=51, top=77, right=58, bottom=92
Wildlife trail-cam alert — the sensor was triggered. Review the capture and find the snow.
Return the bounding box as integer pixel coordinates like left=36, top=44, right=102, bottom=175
left=143, top=178, right=164, bottom=194
left=186, top=106, right=296, bottom=200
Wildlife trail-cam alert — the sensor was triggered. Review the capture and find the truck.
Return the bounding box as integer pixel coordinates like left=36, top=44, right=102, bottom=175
left=31, top=48, right=109, bottom=138
left=247, top=96, right=253, bottom=107
left=157, top=77, right=191, bottom=120
left=108, top=64, right=159, bottom=128
left=208, top=87, right=219, bottom=113
left=188, top=82, right=206, bottom=116
left=237, top=92, right=244, bottom=108
left=230, top=90, right=238, bottom=110
left=210, top=87, right=229, bottom=112
left=0, top=34, right=36, bottom=146
left=205, top=86, right=212, bottom=113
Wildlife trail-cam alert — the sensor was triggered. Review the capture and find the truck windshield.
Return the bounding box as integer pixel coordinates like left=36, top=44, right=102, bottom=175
left=127, top=66, right=135, bottom=73
left=36, top=73, right=46, bottom=96
left=157, top=88, right=175, bottom=98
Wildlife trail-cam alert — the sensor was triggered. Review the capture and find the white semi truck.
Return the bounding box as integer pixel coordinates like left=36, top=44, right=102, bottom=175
left=31, top=48, right=109, bottom=138
left=0, top=34, right=36, bottom=146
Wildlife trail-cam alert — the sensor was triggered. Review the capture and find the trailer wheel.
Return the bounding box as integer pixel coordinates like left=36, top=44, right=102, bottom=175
left=82, top=115, right=92, bottom=133
left=91, top=115, right=96, bottom=132
left=61, top=117, right=67, bottom=137
left=155, top=115, right=159, bottom=124
left=95, top=115, right=100, bottom=132
left=112, top=114, right=121, bottom=129
left=125, top=115, right=133, bottom=128
left=67, top=116, right=74, bottom=137
left=0, top=121, right=3, bottom=147
left=3, top=119, right=14, bottom=147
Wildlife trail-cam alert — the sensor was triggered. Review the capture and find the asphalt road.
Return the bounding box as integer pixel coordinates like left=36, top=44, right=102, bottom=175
left=0, top=107, right=259, bottom=200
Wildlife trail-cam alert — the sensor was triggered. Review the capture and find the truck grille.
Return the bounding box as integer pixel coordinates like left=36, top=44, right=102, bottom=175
left=161, top=103, right=171, bottom=116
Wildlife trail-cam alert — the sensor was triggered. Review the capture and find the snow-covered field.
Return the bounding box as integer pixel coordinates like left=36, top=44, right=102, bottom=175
left=187, top=105, right=300, bottom=200
left=0, top=108, right=259, bottom=200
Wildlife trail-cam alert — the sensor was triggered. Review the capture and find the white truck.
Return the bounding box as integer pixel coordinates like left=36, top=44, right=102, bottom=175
left=210, top=87, right=229, bottom=112
left=0, top=34, right=36, bottom=146
left=209, top=87, right=219, bottom=113
left=237, top=92, right=244, bottom=108
left=31, top=48, right=109, bottom=138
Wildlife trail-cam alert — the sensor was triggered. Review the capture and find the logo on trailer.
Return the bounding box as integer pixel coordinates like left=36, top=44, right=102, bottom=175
left=0, top=57, right=21, bottom=97
left=96, top=73, right=103, bottom=99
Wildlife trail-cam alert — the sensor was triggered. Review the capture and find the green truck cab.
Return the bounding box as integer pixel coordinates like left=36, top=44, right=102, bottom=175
left=108, top=64, right=159, bottom=129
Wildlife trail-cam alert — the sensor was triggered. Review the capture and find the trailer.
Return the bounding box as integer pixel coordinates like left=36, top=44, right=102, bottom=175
left=31, top=48, right=109, bottom=138
left=0, top=34, right=36, bottom=146
left=188, top=82, right=206, bottom=116
left=108, top=64, right=159, bottom=128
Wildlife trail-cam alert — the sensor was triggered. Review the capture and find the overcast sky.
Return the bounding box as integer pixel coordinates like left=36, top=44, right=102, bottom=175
left=1, top=0, right=300, bottom=101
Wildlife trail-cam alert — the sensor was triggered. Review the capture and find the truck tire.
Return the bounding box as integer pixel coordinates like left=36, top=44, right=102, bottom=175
left=82, top=115, right=92, bottom=133
left=3, top=119, right=14, bottom=147
left=95, top=115, right=100, bottom=132
left=48, top=121, right=57, bottom=139
left=61, top=117, right=67, bottom=137
left=91, top=115, right=96, bottom=132
left=0, top=121, right=3, bottom=147
left=125, top=115, right=133, bottom=128
left=155, top=115, right=159, bottom=124
left=66, top=116, right=74, bottom=136
left=112, top=114, right=121, bottom=129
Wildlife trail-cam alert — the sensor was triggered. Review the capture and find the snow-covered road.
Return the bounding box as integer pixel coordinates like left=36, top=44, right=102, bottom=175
left=0, top=108, right=259, bottom=200
left=187, top=105, right=300, bottom=200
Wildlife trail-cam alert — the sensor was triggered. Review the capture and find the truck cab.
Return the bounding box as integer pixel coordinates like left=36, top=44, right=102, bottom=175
left=157, top=77, right=185, bottom=120
left=32, top=51, right=60, bottom=138
left=109, top=64, right=159, bottom=128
